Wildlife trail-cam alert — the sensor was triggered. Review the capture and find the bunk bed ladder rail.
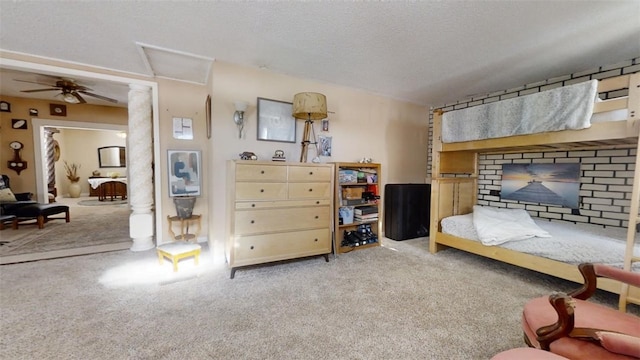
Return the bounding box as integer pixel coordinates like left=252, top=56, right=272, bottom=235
left=620, top=72, right=640, bottom=312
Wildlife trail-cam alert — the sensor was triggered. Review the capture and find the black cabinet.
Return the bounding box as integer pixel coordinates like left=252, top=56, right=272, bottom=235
left=384, top=184, right=431, bottom=241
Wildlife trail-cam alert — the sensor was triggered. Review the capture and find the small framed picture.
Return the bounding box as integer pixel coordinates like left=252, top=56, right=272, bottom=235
left=0, top=101, right=11, bottom=112
left=318, top=135, right=332, bottom=157
left=205, top=95, right=212, bottom=139
left=322, top=119, right=329, bottom=132
left=50, top=103, right=67, bottom=116
left=167, top=150, right=201, bottom=197
left=257, top=97, right=296, bottom=143
left=29, top=108, right=38, bottom=116
left=11, top=119, right=28, bottom=130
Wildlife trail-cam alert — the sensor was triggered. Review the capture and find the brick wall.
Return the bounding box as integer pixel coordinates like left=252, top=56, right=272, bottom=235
left=428, top=58, right=639, bottom=229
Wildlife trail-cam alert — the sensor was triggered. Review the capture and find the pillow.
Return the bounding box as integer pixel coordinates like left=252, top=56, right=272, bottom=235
left=472, top=205, right=551, bottom=246
left=0, top=187, right=17, bottom=202
left=596, top=331, right=640, bottom=357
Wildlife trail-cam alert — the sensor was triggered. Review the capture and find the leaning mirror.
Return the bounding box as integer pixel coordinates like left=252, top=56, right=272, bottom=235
left=98, top=146, right=126, bottom=168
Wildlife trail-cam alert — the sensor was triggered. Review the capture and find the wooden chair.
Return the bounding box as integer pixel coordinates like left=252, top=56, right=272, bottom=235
left=522, top=263, right=640, bottom=359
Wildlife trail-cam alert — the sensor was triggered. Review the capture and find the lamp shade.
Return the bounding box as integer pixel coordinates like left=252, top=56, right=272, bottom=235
left=234, top=101, right=248, bottom=112
left=292, top=92, right=327, bottom=120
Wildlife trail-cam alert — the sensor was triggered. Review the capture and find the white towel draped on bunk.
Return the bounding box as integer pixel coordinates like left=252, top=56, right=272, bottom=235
left=442, top=79, right=598, bottom=143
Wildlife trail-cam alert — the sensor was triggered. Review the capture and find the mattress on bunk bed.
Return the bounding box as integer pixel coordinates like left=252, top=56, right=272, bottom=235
left=440, top=213, right=639, bottom=269
left=442, top=79, right=599, bottom=143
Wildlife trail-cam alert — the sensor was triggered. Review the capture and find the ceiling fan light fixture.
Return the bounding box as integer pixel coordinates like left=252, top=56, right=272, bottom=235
left=62, top=92, right=80, bottom=104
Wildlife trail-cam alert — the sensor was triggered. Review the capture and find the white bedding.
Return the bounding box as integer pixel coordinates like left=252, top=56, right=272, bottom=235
left=472, top=205, right=550, bottom=245
left=442, top=80, right=598, bottom=143
left=441, top=213, right=639, bottom=269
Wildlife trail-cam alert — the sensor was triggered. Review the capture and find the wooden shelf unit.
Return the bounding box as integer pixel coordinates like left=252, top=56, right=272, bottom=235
left=332, top=162, right=382, bottom=254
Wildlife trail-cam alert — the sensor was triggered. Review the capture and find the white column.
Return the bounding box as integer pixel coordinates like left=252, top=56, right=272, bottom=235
left=127, top=84, right=155, bottom=251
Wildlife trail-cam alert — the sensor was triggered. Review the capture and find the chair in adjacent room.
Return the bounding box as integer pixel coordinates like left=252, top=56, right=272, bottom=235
left=522, top=263, right=640, bottom=359
left=0, top=174, right=36, bottom=216
left=0, top=174, right=69, bottom=229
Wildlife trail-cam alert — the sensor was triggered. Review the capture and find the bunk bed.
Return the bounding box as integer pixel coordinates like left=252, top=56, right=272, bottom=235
left=429, top=73, right=640, bottom=307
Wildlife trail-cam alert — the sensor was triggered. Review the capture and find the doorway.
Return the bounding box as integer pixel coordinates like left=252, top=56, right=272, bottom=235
left=0, top=57, right=162, bottom=262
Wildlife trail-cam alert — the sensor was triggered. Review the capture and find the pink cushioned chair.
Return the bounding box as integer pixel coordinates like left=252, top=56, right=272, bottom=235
left=522, top=263, right=640, bottom=360
left=491, top=347, right=569, bottom=360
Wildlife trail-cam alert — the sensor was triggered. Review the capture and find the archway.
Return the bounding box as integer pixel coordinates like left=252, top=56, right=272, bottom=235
left=0, top=57, right=163, bottom=250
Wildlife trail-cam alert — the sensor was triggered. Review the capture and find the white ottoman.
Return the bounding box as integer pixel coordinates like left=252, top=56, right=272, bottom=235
left=156, top=242, right=201, bottom=272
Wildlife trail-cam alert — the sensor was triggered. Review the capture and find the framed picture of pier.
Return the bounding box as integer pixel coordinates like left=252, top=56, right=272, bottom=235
left=500, top=163, right=580, bottom=208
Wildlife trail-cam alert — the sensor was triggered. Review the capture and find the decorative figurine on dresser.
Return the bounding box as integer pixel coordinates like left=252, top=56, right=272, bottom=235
left=226, top=160, right=334, bottom=278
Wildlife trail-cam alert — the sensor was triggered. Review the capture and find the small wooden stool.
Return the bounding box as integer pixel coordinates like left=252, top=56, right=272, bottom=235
left=156, top=242, right=202, bottom=272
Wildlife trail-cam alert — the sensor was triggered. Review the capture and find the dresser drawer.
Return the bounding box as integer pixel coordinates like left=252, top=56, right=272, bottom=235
left=236, top=199, right=331, bottom=210
left=235, top=182, right=287, bottom=200
left=288, top=165, right=332, bottom=182
left=235, top=164, right=287, bottom=182
left=288, top=182, right=332, bottom=199
left=234, top=206, right=331, bottom=235
left=232, top=228, right=331, bottom=266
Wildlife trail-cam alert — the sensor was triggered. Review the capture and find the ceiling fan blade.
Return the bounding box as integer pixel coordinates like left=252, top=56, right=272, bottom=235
left=72, top=91, right=87, bottom=104
left=13, top=79, right=57, bottom=86
left=78, top=91, right=118, bottom=103
left=21, top=88, right=62, bottom=93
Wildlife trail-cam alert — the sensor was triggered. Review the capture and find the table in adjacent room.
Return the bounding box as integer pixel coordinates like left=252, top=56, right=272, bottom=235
left=88, top=177, right=128, bottom=201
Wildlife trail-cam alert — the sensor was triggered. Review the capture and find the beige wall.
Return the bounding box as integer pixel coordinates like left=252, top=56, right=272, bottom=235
left=0, top=95, right=128, bottom=194
left=56, top=128, right=127, bottom=196
left=1, top=53, right=429, bottom=258
left=156, top=77, right=210, bottom=242
left=208, top=61, right=428, bottom=258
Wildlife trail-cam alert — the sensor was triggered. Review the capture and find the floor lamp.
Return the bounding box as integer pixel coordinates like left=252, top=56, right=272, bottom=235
left=292, top=92, right=327, bottom=162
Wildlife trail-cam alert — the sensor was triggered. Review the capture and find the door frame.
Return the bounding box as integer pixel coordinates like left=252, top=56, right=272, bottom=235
left=0, top=57, right=164, bottom=244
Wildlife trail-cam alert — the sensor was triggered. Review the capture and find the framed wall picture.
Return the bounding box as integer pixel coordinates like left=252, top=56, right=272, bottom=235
left=11, top=119, right=28, bottom=130
left=205, top=95, right=212, bottom=139
left=257, top=97, right=296, bottom=143
left=167, top=150, right=201, bottom=197
left=318, top=135, right=332, bottom=156
left=50, top=103, right=67, bottom=116
left=501, top=163, right=580, bottom=208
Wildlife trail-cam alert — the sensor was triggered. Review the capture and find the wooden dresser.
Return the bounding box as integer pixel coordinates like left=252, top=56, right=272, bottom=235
left=226, top=160, right=334, bottom=278
left=88, top=177, right=127, bottom=201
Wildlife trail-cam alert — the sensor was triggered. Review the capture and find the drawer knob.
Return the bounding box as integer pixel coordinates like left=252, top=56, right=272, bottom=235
left=251, top=204, right=256, bottom=208
left=260, top=189, right=264, bottom=193
left=308, top=188, right=313, bottom=192
left=250, top=246, right=254, bottom=250
left=261, top=170, right=265, bottom=174
left=250, top=220, right=255, bottom=224
left=315, top=215, right=319, bottom=219
left=316, top=201, right=320, bottom=204
left=309, top=171, right=313, bottom=175
left=314, top=238, right=318, bottom=242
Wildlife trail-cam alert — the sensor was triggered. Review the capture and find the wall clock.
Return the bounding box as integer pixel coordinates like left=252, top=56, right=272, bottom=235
left=11, top=119, right=28, bottom=130
left=0, top=101, right=11, bottom=112
left=50, top=103, right=67, bottom=116
left=8, top=141, right=28, bottom=175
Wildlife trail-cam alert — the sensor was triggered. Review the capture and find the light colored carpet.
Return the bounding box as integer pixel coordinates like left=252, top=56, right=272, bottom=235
left=77, top=199, right=128, bottom=206
left=0, top=238, right=629, bottom=360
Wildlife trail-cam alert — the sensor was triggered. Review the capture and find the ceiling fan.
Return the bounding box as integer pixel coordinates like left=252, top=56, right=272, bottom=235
left=15, top=77, right=118, bottom=104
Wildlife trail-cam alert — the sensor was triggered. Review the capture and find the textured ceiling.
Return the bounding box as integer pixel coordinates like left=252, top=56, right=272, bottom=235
left=1, top=1, right=639, bottom=107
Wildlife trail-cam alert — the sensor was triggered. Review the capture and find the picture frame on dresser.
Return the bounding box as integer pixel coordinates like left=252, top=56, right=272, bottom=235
left=167, top=150, right=201, bottom=197
left=257, top=97, right=296, bottom=143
